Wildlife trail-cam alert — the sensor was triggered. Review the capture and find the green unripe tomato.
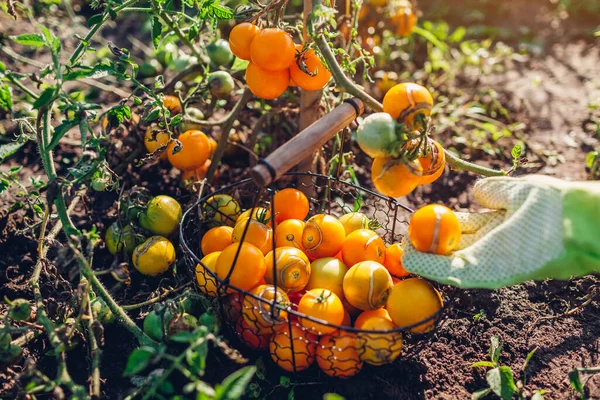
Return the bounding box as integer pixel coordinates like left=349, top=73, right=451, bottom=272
left=179, top=107, right=205, bottom=132
left=138, top=195, right=183, bottom=236
left=156, top=42, right=177, bottom=67
left=198, top=311, right=220, bottom=334
left=105, top=223, right=139, bottom=255
left=207, top=39, right=233, bottom=66
left=90, top=297, right=115, bottom=324
left=91, top=177, right=109, bottom=192
left=143, top=310, right=173, bottom=341
left=356, top=112, right=401, bottom=158
left=207, top=71, right=235, bottom=99
left=203, top=194, right=241, bottom=227
left=167, top=313, right=198, bottom=338
left=8, top=299, right=31, bottom=321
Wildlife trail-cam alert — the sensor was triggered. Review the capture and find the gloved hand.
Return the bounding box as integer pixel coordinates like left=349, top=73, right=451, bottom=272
left=401, top=175, right=600, bottom=289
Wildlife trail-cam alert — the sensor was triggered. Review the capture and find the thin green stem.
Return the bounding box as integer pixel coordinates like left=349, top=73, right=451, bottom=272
left=83, top=283, right=101, bottom=398
left=205, top=88, right=253, bottom=182
left=444, top=149, right=507, bottom=177
left=156, top=9, right=202, bottom=60
left=7, top=75, right=39, bottom=99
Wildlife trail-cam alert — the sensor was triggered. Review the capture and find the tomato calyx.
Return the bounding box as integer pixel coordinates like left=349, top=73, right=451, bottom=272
left=294, top=47, right=317, bottom=77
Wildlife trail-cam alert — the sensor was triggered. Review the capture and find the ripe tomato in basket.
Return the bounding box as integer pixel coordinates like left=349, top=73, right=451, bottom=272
left=355, top=308, right=403, bottom=366
left=298, top=289, right=345, bottom=335
left=235, top=319, right=271, bottom=350
left=386, top=278, right=443, bottom=334
left=302, top=214, right=346, bottom=260
left=272, top=188, right=310, bottom=224
left=270, top=324, right=317, bottom=372
left=242, top=284, right=290, bottom=335
left=316, top=332, right=363, bottom=378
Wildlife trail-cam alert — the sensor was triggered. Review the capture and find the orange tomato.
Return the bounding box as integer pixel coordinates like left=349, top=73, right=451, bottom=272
left=243, top=284, right=290, bottom=334
left=273, top=188, right=310, bottom=224
left=196, top=251, right=221, bottom=297
left=305, top=257, right=348, bottom=299
left=408, top=204, right=461, bottom=255
left=382, top=82, right=433, bottom=128
left=208, top=137, right=217, bottom=157
left=289, top=46, right=332, bottom=91
left=223, top=292, right=243, bottom=321
left=144, top=125, right=170, bottom=160
left=302, top=214, right=346, bottom=260
left=342, top=260, right=393, bottom=310
left=228, top=22, right=261, bottom=61
left=274, top=219, right=305, bottom=250
left=383, top=243, right=409, bottom=278
left=316, top=333, right=363, bottom=378
left=354, top=308, right=403, bottom=365
left=419, top=139, right=446, bottom=185
left=264, top=247, right=311, bottom=292
left=232, top=217, right=273, bottom=255
left=245, top=62, right=289, bottom=100
left=235, top=318, right=271, bottom=350
left=341, top=229, right=386, bottom=267
left=298, top=289, right=345, bottom=335
left=270, top=324, right=317, bottom=372
left=341, top=309, right=351, bottom=326
left=386, top=278, right=443, bottom=333
left=163, top=95, right=182, bottom=115
left=342, top=296, right=361, bottom=317
left=167, top=130, right=210, bottom=171
left=250, top=28, right=296, bottom=71
left=238, top=207, right=272, bottom=225
left=215, top=243, right=266, bottom=292
left=371, top=156, right=422, bottom=198
left=201, top=226, right=233, bottom=255
left=391, top=7, right=418, bottom=36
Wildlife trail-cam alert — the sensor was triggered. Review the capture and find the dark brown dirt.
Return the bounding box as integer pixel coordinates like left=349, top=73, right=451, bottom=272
left=2, top=1, right=600, bottom=399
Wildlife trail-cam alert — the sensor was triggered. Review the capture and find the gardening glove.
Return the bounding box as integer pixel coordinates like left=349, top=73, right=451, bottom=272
left=401, top=175, right=600, bottom=289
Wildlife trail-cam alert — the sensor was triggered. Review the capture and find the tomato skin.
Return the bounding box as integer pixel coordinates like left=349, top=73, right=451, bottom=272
left=181, top=160, right=219, bottom=187
left=201, top=226, right=233, bottom=255
left=167, top=130, right=211, bottom=171
left=163, top=95, right=182, bottom=115
left=342, top=260, right=393, bottom=310
left=132, top=236, right=176, bottom=276
left=341, top=229, right=386, bottom=268
left=408, top=204, right=461, bottom=255
left=243, top=284, right=290, bottom=334
left=250, top=28, right=296, bottom=71
left=138, top=195, right=182, bottom=237
left=391, top=7, right=418, bottom=36
left=270, top=325, right=317, bottom=372
left=386, top=278, right=443, bottom=333
left=144, top=125, right=170, bottom=160
left=305, top=257, right=348, bottom=300
left=228, top=23, right=261, bottom=61
left=289, top=47, right=332, bottom=91
left=418, top=139, right=446, bottom=185
left=232, top=217, right=273, bottom=255
left=371, top=156, right=422, bottom=198
left=215, top=243, right=266, bottom=292
left=383, top=243, right=409, bottom=278
left=105, top=222, right=139, bottom=255
left=354, top=308, right=403, bottom=366
left=316, top=333, right=363, bottom=378
left=196, top=251, right=221, bottom=297
left=223, top=292, right=243, bottom=321
left=275, top=219, right=305, bottom=250
left=302, top=214, right=346, bottom=260
left=236, top=319, right=271, bottom=350
left=382, top=82, right=433, bottom=128
left=245, top=62, right=289, bottom=100
left=273, top=188, right=310, bottom=224
left=264, top=247, right=311, bottom=292
left=298, top=289, right=345, bottom=335
left=338, top=212, right=371, bottom=235
left=207, top=39, right=233, bottom=66
left=203, top=194, right=241, bottom=227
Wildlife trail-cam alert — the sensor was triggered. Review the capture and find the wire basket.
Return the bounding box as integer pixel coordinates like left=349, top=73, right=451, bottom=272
left=180, top=172, right=456, bottom=378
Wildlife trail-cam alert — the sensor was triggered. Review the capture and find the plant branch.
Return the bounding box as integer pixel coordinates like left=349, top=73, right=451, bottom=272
left=83, top=286, right=101, bottom=398
left=155, top=9, right=202, bottom=60
left=205, top=88, right=253, bottom=182
left=444, top=148, right=507, bottom=176
left=121, top=282, right=193, bottom=311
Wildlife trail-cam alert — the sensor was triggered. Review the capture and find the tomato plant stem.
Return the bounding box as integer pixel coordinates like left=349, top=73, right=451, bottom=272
left=82, top=281, right=101, bottom=398
left=443, top=148, right=507, bottom=177
left=205, top=88, right=253, bottom=182
left=156, top=9, right=202, bottom=60
left=121, top=281, right=193, bottom=311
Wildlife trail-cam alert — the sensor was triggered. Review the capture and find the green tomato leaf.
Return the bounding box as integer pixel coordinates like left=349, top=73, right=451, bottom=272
left=64, top=64, right=113, bottom=81
left=522, top=347, right=537, bottom=372
left=471, top=361, right=496, bottom=369
left=471, top=388, right=492, bottom=400
left=10, top=33, right=45, bottom=48
left=489, top=335, right=502, bottom=366
left=188, top=24, right=200, bottom=41
left=144, top=107, right=162, bottom=123
left=568, top=369, right=584, bottom=394
left=215, top=366, right=257, bottom=400
left=486, top=366, right=516, bottom=400
left=0, top=84, right=13, bottom=111
left=511, top=144, right=522, bottom=160
left=151, top=17, right=162, bottom=49
left=88, top=13, right=104, bottom=27
left=586, top=151, right=598, bottom=169
left=123, top=346, right=156, bottom=376
left=32, top=87, right=56, bottom=109
left=47, top=119, right=79, bottom=151
left=0, top=141, right=25, bottom=162
left=231, top=58, right=249, bottom=71
left=106, top=104, right=131, bottom=130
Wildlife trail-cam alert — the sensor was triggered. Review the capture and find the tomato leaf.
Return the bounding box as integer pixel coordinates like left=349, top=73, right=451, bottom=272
left=123, top=346, right=156, bottom=376
left=0, top=141, right=25, bottom=163
left=568, top=369, right=584, bottom=394
left=88, top=13, right=104, bottom=27
left=63, top=64, right=113, bottom=81
left=47, top=119, right=79, bottom=151
left=471, top=361, right=496, bottom=369
left=0, top=84, right=13, bottom=111
left=106, top=104, right=131, bottom=130
left=151, top=17, right=162, bottom=49
left=489, top=335, right=502, bottom=366
left=471, top=388, right=492, bottom=400
left=10, top=33, right=45, bottom=48
left=486, top=366, right=516, bottom=400
left=214, top=366, right=256, bottom=400
left=32, top=87, right=56, bottom=109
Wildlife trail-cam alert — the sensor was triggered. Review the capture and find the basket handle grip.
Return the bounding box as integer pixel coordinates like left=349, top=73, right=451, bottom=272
left=250, top=98, right=365, bottom=186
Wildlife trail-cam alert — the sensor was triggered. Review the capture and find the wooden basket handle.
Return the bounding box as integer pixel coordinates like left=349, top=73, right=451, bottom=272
left=250, top=98, right=365, bottom=186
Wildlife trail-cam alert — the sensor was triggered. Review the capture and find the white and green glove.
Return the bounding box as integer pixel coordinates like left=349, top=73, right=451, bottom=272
left=402, top=175, right=600, bottom=289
